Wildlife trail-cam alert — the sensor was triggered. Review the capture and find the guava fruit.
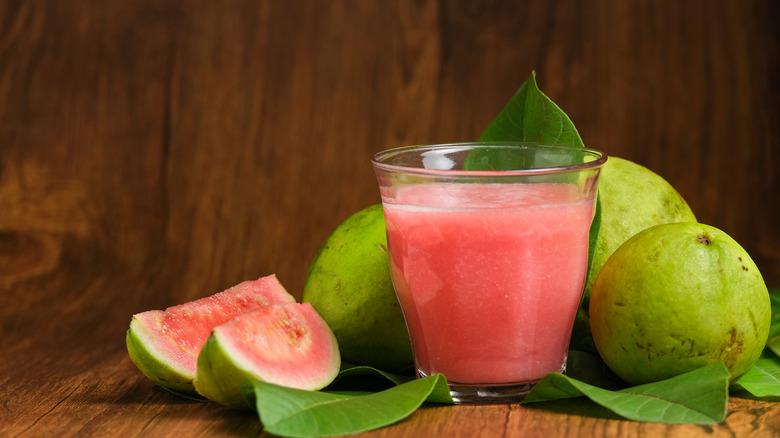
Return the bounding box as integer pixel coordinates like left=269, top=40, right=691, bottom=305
left=126, top=275, right=295, bottom=392
left=572, top=156, right=698, bottom=345
left=589, top=222, right=770, bottom=385
left=302, top=204, right=413, bottom=373
left=193, top=302, right=341, bottom=409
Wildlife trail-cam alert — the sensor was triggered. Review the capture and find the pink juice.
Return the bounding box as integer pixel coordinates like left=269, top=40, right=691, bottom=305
left=383, top=182, right=595, bottom=385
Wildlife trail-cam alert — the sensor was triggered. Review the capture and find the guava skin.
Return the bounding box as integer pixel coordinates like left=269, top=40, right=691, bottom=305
left=571, top=157, right=697, bottom=345
left=195, top=334, right=250, bottom=409
left=302, top=204, right=413, bottom=373
left=589, top=222, right=770, bottom=385
left=126, top=320, right=195, bottom=393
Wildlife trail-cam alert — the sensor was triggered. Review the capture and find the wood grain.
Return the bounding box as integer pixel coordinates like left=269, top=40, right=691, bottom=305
left=1, top=0, right=778, bottom=436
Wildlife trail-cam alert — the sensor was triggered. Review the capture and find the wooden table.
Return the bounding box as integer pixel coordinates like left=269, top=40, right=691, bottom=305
left=2, top=1, right=779, bottom=436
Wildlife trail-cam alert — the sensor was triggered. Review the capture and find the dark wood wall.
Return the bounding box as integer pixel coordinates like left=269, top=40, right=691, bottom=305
left=1, top=0, right=778, bottom=340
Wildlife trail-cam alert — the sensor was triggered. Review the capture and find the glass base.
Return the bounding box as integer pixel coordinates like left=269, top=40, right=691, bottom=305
left=417, top=359, right=566, bottom=404
left=447, top=382, right=535, bottom=404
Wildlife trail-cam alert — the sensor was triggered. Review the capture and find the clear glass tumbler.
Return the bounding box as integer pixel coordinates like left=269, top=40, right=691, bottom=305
left=371, top=142, right=606, bottom=404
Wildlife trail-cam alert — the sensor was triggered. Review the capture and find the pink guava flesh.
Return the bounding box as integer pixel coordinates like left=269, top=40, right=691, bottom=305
left=131, top=274, right=295, bottom=378
left=212, top=302, right=340, bottom=390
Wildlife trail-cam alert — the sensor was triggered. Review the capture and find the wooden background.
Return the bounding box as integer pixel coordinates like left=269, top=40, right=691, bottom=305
left=1, top=0, right=779, bottom=436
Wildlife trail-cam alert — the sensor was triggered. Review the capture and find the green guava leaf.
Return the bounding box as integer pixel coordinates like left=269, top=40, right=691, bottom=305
left=336, top=364, right=413, bottom=385
left=522, top=362, right=730, bottom=424
left=587, top=195, right=602, bottom=276
left=732, top=356, right=780, bottom=397
left=467, top=71, right=586, bottom=170
left=767, top=288, right=780, bottom=338
left=478, top=71, right=584, bottom=146
left=245, top=374, right=452, bottom=438
left=765, top=288, right=780, bottom=357
left=323, top=364, right=415, bottom=395
left=768, top=335, right=780, bottom=359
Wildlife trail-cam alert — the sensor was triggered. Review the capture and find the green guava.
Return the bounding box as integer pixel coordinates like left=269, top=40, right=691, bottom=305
left=193, top=302, right=341, bottom=409
left=126, top=275, right=295, bottom=392
left=589, top=222, right=770, bottom=385
left=571, top=157, right=698, bottom=345
left=302, top=204, right=413, bottom=373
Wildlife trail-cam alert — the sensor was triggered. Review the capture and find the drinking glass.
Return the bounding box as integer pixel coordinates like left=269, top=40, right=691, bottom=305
left=371, top=142, right=606, bottom=403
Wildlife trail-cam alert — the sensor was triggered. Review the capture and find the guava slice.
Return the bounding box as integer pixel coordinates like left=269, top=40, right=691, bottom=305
left=193, top=302, right=341, bottom=409
left=126, top=274, right=295, bottom=393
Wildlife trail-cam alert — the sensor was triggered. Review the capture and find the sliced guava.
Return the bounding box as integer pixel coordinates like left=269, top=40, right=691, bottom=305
left=126, top=274, right=295, bottom=393
left=193, top=302, right=341, bottom=409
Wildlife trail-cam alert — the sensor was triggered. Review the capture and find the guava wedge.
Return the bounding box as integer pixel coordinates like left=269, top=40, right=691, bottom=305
left=193, top=302, right=341, bottom=409
left=126, top=275, right=295, bottom=393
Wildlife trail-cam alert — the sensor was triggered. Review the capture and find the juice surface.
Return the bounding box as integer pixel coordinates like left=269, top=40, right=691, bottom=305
left=383, top=182, right=594, bottom=385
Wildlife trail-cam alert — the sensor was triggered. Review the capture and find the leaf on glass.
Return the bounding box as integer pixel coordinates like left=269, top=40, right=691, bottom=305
left=245, top=374, right=452, bottom=438
left=523, top=362, right=730, bottom=424
left=467, top=71, right=585, bottom=171
left=732, top=357, right=780, bottom=397
left=587, top=194, right=602, bottom=276
left=478, top=71, right=584, bottom=146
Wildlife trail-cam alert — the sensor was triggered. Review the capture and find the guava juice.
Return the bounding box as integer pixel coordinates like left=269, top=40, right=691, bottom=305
left=383, top=182, right=595, bottom=385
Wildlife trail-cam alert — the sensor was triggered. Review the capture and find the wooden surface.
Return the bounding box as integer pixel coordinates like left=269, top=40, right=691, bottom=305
left=1, top=0, right=778, bottom=436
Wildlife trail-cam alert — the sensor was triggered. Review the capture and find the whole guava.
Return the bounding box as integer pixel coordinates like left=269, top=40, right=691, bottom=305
left=571, top=157, right=698, bottom=346
left=302, top=204, right=413, bottom=373
left=589, top=222, right=770, bottom=385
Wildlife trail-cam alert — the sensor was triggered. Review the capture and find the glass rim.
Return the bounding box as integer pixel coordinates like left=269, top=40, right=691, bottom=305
left=371, top=142, right=608, bottom=176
